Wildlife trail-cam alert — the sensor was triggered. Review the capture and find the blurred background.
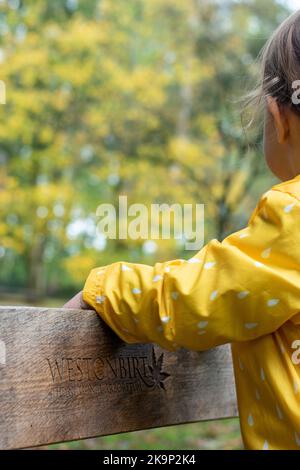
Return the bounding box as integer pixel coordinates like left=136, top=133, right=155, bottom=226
left=0, top=0, right=297, bottom=450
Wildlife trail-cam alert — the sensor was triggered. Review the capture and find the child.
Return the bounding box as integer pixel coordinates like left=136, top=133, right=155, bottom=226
left=64, top=11, right=300, bottom=450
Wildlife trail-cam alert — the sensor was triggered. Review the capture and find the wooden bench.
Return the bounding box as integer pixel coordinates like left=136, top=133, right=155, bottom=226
left=0, top=306, right=238, bottom=450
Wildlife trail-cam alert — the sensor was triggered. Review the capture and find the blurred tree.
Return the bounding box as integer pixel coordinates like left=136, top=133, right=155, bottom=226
left=0, top=0, right=291, bottom=299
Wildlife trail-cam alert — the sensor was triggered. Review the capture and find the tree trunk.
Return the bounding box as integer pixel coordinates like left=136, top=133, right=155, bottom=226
left=26, top=234, right=46, bottom=302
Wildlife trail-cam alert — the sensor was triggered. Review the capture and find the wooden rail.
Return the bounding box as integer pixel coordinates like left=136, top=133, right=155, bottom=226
left=0, top=306, right=238, bottom=449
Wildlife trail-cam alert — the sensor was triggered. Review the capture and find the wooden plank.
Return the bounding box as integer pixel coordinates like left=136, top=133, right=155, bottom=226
left=0, top=306, right=238, bottom=450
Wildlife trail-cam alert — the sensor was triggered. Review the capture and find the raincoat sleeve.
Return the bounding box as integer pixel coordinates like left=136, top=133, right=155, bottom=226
left=82, top=188, right=300, bottom=351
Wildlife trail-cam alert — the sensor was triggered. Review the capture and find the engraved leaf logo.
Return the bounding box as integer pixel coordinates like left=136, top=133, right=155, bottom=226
left=148, top=347, right=171, bottom=390
left=137, top=347, right=171, bottom=390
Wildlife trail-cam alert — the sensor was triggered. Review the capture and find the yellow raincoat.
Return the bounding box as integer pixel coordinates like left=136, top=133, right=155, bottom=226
left=83, top=173, right=300, bottom=450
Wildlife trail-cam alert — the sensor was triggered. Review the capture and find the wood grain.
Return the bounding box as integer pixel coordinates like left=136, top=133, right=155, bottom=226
left=0, top=306, right=238, bottom=449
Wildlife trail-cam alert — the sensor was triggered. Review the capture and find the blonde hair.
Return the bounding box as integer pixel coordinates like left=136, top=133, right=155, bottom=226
left=243, top=10, right=300, bottom=129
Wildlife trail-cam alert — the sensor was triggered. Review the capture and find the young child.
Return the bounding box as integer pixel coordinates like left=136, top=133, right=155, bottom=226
left=65, top=11, right=300, bottom=450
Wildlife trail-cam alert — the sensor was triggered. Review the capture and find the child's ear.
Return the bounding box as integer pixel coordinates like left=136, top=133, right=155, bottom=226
left=266, top=96, right=289, bottom=144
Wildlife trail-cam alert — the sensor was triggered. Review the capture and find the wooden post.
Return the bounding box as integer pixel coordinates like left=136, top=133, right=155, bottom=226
left=0, top=306, right=238, bottom=449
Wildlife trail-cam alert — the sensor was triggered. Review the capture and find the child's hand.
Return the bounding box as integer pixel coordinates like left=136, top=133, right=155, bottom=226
left=63, top=291, right=90, bottom=309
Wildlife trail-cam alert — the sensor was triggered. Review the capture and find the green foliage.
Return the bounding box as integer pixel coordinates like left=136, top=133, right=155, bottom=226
left=0, top=0, right=291, bottom=297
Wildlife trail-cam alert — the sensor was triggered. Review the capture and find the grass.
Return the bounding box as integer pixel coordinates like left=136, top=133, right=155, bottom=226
left=47, top=419, right=242, bottom=450
left=0, top=293, right=243, bottom=450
